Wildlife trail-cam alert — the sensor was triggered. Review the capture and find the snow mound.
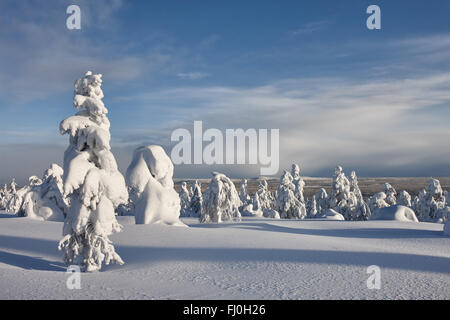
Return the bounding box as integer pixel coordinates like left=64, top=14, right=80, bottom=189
left=126, top=145, right=186, bottom=226
left=371, top=205, right=419, bottom=222
left=444, top=220, right=450, bottom=236
left=323, top=209, right=345, bottom=221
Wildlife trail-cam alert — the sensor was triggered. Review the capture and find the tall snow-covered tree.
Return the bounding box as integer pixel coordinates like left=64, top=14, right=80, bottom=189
left=200, top=172, right=242, bottom=223
left=57, top=71, right=128, bottom=272
left=276, top=170, right=306, bottom=219
left=239, top=178, right=251, bottom=205
left=328, top=166, right=353, bottom=219
left=189, top=180, right=203, bottom=217
left=127, top=145, right=185, bottom=226
left=179, top=182, right=191, bottom=217
left=348, top=170, right=370, bottom=220
left=291, top=163, right=306, bottom=203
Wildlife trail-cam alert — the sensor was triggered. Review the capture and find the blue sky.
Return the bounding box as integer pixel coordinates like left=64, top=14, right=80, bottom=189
left=1, top=0, right=450, bottom=184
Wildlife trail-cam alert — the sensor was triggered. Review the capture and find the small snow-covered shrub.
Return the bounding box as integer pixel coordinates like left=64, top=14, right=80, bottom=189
left=276, top=170, right=306, bottom=219
left=58, top=71, right=128, bottom=272
left=127, top=145, right=185, bottom=226
left=200, top=172, right=241, bottom=223
left=323, top=209, right=345, bottom=221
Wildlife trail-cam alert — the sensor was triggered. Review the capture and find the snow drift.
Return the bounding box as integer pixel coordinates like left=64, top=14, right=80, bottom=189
left=371, top=205, right=419, bottom=222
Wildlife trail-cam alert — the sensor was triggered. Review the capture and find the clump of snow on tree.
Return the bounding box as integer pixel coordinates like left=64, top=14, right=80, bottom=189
left=200, top=172, right=242, bottom=223
left=371, top=205, right=418, bottom=222
left=126, top=145, right=185, bottom=226
left=58, top=71, right=128, bottom=272
left=276, top=170, right=306, bottom=219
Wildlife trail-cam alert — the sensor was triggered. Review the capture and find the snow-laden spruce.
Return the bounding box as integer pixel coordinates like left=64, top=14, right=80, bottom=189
left=291, top=164, right=306, bottom=203
left=276, top=170, right=306, bottom=219
left=328, top=166, right=352, bottom=218
left=17, top=164, right=66, bottom=221
left=397, top=190, right=412, bottom=207
left=256, top=180, right=275, bottom=211
left=348, top=171, right=371, bottom=220
left=314, top=188, right=329, bottom=216
left=126, top=145, right=185, bottom=226
left=305, top=195, right=318, bottom=218
left=58, top=71, right=128, bottom=272
left=368, top=192, right=389, bottom=213
left=179, top=182, right=191, bottom=217
left=200, top=172, right=242, bottom=223
left=239, top=179, right=251, bottom=205
left=189, top=180, right=203, bottom=217
left=383, top=183, right=397, bottom=206
left=413, top=179, right=446, bottom=221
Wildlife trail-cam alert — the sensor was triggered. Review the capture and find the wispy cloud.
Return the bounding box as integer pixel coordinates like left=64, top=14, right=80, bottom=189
left=177, top=72, right=210, bottom=80
left=289, top=20, right=330, bottom=36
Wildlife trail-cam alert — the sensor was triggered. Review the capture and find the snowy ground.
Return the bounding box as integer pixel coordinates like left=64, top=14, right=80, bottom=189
left=0, top=212, right=449, bottom=300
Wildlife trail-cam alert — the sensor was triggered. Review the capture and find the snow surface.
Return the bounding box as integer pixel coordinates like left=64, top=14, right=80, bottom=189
left=0, top=211, right=449, bottom=299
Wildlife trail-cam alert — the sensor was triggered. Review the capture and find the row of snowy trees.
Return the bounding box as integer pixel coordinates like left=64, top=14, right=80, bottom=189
left=182, top=164, right=449, bottom=224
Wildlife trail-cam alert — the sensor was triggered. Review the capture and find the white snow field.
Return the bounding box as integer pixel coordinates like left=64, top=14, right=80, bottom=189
left=0, top=212, right=449, bottom=300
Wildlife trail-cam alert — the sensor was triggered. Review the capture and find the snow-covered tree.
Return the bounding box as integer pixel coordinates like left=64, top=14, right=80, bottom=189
left=179, top=181, right=191, bottom=217
left=256, top=179, right=275, bottom=211
left=189, top=180, right=203, bottom=217
left=200, top=172, right=242, bottom=223
left=306, top=196, right=318, bottom=218
left=291, top=164, right=306, bottom=203
left=383, top=183, right=397, bottom=206
left=57, top=71, right=128, bottom=272
left=315, top=188, right=329, bottom=216
left=0, top=184, right=10, bottom=210
left=127, top=145, right=185, bottom=226
left=397, top=190, right=412, bottom=207
left=18, top=164, right=67, bottom=221
left=348, top=170, right=370, bottom=220
left=413, top=179, right=446, bottom=221
left=239, top=179, right=251, bottom=205
left=276, top=170, right=306, bottom=219
left=328, top=166, right=354, bottom=219
left=367, top=192, right=389, bottom=213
